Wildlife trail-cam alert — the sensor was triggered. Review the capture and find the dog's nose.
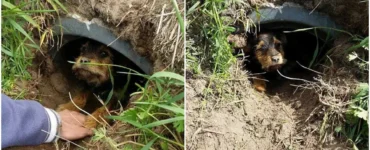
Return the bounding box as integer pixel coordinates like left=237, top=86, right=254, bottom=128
left=80, top=58, right=90, bottom=63
left=271, top=56, right=280, bottom=63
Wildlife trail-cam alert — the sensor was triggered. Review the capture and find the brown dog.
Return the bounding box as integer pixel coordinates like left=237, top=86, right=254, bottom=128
left=245, top=32, right=287, bottom=92
left=56, top=40, right=122, bottom=129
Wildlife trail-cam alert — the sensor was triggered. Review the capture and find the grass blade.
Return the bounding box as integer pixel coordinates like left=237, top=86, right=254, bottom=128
left=170, top=0, right=184, bottom=36
left=2, top=1, right=40, bottom=28
left=133, top=102, right=184, bottom=115
left=141, top=138, right=158, bottom=150
left=1, top=47, right=13, bottom=57
left=108, top=115, right=143, bottom=128
left=150, top=71, right=184, bottom=82
left=187, top=1, right=200, bottom=15
left=53, top=0, right=68, bottom=12
left=309, top=29, right=319, bottom=68
left=142, top=116, right=184, bottom=128
left=8, top=19, right=35, bottom=44
left=168, top=92, right=184, bottom=103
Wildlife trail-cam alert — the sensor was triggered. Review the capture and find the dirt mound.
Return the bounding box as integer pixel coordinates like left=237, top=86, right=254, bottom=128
left=271, top=0, right=368, bottom=35
left=186, top=0, right=367, bottom=149
left=64, top=0, right=184, bottom=73
left=186, top=58, right=356, bottom=149
left=186, top=66, right=297, bottom=149
left=187, top=62, right=300, bottom=149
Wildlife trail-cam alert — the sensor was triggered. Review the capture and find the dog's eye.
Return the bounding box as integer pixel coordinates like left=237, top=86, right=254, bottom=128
left=100, top=51, right=108, bottom=57
left=80, top=46, right=88, bottom=53
left=261, top=44, right=268, bottom=50
left=275, top=43, right=281, bottom=48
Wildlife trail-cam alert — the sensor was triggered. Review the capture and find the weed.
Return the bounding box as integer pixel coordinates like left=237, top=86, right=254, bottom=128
left=339, top=83, right=368, bottom=149
left=170, top=0, right=185, bottom=37
left=1, top=0, right=66, bottom=96
left=342, top=37, right=368, bottom=150
left=81, top=67, right=185, bottom=149
left=186, top=0, right=240, bottom=77
left=281, top=26, right=368, bottom=148
left=109, top=71, right=184, bottom=149
left=64, top=61, right=184, bottom=149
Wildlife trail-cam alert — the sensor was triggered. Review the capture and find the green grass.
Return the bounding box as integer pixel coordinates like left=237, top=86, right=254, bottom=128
left=111, top=71, right=184, bottom=149
left=171, top=0, right=185, bottom=37
left=86, top=68, right=184, bottom=150
left=337, top=36, right=368, bottom=149
left=1, top=0, right=66, bottom=96
left=343, top=83, right=368, bottom=149
left=186, top=0, right=239, bottom=77
left=2, top=0, right=184, bottom=149
left=66, top=62, right=184, bottom=149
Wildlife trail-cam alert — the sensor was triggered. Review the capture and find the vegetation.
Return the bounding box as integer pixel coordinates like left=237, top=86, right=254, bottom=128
left=342, top=83, right=368, bottom=149
left=2, top=0, right=185, bottom=149
left=276, top=26, right=369, bottom=149
left=109, top=71, right=184, bottom=149
left=89, top=0, right=186, bottom=148
left=187, top=0, right=244, bottom=77
left=85, top=68, right=184, bottom=150
left=1, top=0, right=65, bottom=97
left=339, top=36, right=369, bottom=149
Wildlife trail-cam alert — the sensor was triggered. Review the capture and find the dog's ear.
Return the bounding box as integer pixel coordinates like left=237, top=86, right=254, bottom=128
left=276, top=33, right=287, bottom=46
left=247, top=32, right=258, bottom=45
left=246, top=34, right=256, bottom=52
left=80, top=41, right=90, bottom=51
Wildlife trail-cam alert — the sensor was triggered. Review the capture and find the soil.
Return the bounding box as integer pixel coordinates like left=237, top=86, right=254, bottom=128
left=273, top=0, right=369, bottom=36
left=186, top=70, right=298, bottom=149
left=63, top=0, right=184, bottom=73
left=186, top=1, right=368, bottom=150
left=249, top=0, right=368, bottom=36
left=186, top=59, right=356, bottom=149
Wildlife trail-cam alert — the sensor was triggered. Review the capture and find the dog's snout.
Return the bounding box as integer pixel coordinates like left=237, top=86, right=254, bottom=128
left=80, top=57, right=90, bottom=63
left=271, top=56, right=280, bottom=63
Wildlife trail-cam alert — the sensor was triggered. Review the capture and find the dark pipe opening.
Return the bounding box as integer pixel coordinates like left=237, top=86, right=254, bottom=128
left=261, top=27, right=331, bottom=69
left=252, top=25, right=333, bottom=92
left=52, top=36, right=146, bottom=113
left=244, top=5, right=340, bottom=87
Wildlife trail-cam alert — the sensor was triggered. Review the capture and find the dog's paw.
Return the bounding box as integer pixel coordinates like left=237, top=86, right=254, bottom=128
left=84, top=117, right=98, bottom=129
left=84, top=107, right=108, bottom=129
left=253, top=78, right=266, bottom=92
left=56, top=104, right=68, bottom=112
left=254, top=84, right=266, bottom=92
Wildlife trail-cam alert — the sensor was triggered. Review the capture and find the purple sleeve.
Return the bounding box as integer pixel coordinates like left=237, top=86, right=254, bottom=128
left=1, top=94, right=50, bottom=148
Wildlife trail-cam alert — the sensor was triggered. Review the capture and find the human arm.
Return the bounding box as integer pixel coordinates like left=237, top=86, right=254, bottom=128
left=1, top=94, right=93, bottom=148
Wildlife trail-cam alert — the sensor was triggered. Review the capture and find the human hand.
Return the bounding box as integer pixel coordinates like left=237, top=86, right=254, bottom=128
left=58, top=110, right=94, bottom=140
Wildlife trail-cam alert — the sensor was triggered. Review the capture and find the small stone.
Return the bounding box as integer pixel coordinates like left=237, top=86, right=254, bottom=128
left=261, top=119, right=270, bottom=126
left=194, top=79, right=207, bottom=94
left=293, top=101, right=302, bottom=109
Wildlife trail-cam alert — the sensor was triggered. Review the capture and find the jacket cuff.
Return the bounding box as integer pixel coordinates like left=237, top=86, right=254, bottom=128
left=44, top=108, right=61, bottom=143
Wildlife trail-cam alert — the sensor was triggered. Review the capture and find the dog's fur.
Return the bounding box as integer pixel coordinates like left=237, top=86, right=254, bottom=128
left=245, top=32, right=287, bottom=92
left=56, top=40, right=133, bottom=129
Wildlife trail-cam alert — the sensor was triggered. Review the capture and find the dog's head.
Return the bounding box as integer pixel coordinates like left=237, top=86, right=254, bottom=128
left=72, top=41, right=113, bottom=87
left=253, top=32, right=287, bottom=71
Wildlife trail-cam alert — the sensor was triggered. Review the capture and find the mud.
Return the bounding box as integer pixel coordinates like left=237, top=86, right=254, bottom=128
left=63, top=0, right=184, bottom=73
left=271, top=0, right=368, bottom=35
left=186, top=1, right=367, bottom=149
left=186, top=58, right=357, bottom=149
left=186, top=72, right=297, bottom=149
